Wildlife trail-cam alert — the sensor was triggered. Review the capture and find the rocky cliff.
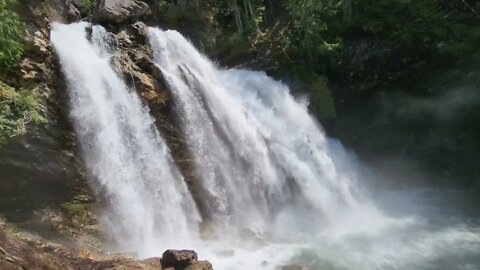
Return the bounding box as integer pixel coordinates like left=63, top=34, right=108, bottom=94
left=0, top=0, right=215, bottom=269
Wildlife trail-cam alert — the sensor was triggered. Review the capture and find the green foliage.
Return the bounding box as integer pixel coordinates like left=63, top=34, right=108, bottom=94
left=61, top=202, right=91, bottom=215
left=305, top=74, right=336, bottom=119
left=75, top=0, right=99, bottom=14
left=0, top=0, right=24, bottom=72
left=154, top=0, right=478, bottom=120
left=284, top=0, right=342, bottom=59
left=0, top=82, right=46, bottom=144
left=349, top=0, right=447, bottom=48
left=79, top=0, right=97, bottom=10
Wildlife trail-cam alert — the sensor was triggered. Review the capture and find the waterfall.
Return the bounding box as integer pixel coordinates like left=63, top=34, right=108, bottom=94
left=148, top=28, right=387, bottom=236
left=50, top=23, right=200, bottom=257
left=148, top=28, right=480, bottom=270
left=50, top=22, right=480, bottom=270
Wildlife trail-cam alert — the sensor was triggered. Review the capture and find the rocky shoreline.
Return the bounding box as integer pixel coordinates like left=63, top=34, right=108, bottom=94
left=0, top=222, right=213, bottom=270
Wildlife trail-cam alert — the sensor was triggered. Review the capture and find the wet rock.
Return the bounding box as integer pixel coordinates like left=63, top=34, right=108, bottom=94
left=66, top=0, right=81, bottom=22
left=161, top=249, right=198, bottom=269
left=111, top=52, right=168, bottom=105
left=93, top=0, right=149, bottom=24
left=129, top=51, right=166, bottom=85
left=130, top=51, right=154, bottom=70
left=18, top=58, right=41, bottom=82
left=23, top=25, right=51, bottom=58
left=185, top=261, right=213, bottom=270
left=117, top=30, right=134, bottom=47
left=126, top=21, right=149, bottom=43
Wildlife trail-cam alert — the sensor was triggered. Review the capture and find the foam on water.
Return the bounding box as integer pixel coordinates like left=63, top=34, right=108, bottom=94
left=148, top=28, right=480, bottom=269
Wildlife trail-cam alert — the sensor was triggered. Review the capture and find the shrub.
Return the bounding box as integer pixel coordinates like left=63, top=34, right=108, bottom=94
left=0, top=0, right=24, bottom=72
left=0, top=82, right=46, bottom=144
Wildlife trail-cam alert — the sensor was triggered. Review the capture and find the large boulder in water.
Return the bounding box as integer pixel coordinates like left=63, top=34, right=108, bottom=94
left=161, top=249, right=198, bottom=268
left=92, top=0, right=149, bottom=24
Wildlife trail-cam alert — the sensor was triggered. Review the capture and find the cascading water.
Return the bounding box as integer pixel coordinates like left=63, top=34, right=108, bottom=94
left=148, top=28, right=480, bottom=269
left=148, top=28, right=389, bottom=237
left=50, top=21, right=480, bottom=270
left=50, top=23, right=200, bottom=257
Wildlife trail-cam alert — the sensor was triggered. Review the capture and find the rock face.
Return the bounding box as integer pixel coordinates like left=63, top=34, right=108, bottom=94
left=93, top=0, right=149, bottom=24
left=161, top=249, right=198, bottom=269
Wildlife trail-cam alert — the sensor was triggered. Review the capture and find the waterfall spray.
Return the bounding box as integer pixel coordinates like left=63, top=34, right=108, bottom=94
left=50, top=22, right=200, bottom=257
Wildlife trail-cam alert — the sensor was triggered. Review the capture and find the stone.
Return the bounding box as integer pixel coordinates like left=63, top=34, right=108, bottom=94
left=185, top=261, right=213, bottom=270
left=66, top=1, right=81, bottom=22
left=117, top=30, right=134, bottom=47
left=161, top=249, right=198, bottom=268
left=127, top=21, right=149, bottom=43
left=130, top=51, right=154, bottom=71
left=150, top=64, right=167, bottom=85
left=111, top=52, right=168, bottom=102
left=23, top=25, right=51, bottom=58
left=18, top=58, right=41, bottom=81
left=93, top=0, right=149, bottom=24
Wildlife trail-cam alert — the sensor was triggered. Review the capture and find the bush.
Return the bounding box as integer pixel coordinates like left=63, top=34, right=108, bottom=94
left=0, top=82, right=46, bottom=144
left=0, top=0, right=24, bottom=72
left=75, top=0, right=99, bottom=14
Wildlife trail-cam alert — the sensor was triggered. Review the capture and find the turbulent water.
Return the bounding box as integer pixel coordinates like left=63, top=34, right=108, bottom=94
left=148, top=28, right=392, bottom=237
left=50, top=23, right=199, bottom=255
left=51, top=22, right=480, bottom=270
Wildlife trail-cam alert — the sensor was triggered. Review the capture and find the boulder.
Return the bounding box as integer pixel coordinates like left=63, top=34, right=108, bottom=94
left=92, top=0, right=149, bottom=24
left=161, top=249, right=198, bottom=269
left=65, top=1, right=81, bottom=22
left=185, top=261, right=213, bottom=270
left=126, top=21, right=149, bottom=43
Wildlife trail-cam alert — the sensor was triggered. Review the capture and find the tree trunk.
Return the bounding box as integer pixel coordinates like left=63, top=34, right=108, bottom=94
left=231, top=0, right=243, bottom=33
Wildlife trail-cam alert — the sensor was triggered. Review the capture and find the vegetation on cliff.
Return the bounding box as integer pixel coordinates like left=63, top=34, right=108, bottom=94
left=0, top=82, right=44, bottom=144
left=0, top=0, right=46, bottom=145
left=0, top=0, right=24, bottom=72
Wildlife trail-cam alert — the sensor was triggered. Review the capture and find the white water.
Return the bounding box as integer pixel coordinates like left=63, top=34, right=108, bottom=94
left=148, top=28, right=480, bottom=270
left=148, top=28, right=394, bottom=237
left=50, top=23, right=200, bottom=256
left=50, top=22, right=480, bottom=270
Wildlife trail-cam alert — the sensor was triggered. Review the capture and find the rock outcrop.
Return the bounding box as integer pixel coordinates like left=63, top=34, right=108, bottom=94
left=2, top=1, right=213, bottom=269
left=0, top=0, right=98, bottom=246
left=109, top=19, right=170, bottom=108
left=93, top=0, right=149, bottom=24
